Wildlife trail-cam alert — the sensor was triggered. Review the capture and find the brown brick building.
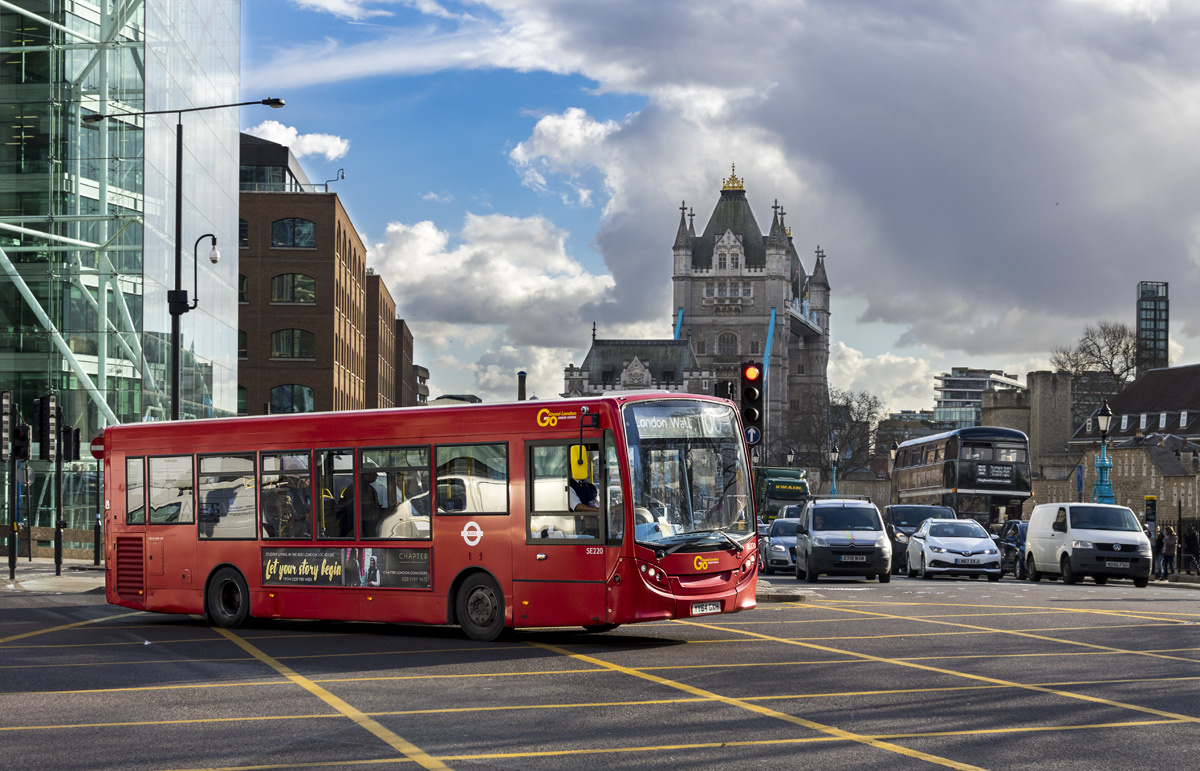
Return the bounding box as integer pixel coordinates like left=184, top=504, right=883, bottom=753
left=238, top=134, right=410, bottom=414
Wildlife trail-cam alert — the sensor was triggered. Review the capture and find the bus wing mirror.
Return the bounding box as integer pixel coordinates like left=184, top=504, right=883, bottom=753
left=570, top=445, right=589, bottom=481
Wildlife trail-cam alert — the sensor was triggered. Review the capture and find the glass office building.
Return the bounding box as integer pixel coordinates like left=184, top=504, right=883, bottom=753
left=1, top=1, right=240, bottom=533
left=1136, top=281, right=1168, bottom=378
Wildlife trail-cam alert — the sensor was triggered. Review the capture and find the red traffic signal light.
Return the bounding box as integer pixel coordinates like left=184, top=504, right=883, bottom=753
left=742, top=364, right=761, bottom=382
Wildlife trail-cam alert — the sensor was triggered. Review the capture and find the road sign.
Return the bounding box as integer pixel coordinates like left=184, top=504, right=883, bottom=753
left=90, top=433, right=104, bottom=460
left=744, top=426, right=761, bottom=445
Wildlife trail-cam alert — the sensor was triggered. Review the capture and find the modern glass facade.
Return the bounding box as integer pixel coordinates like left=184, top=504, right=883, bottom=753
left=1135, top=281, right=1168, bottom=378
left=1, top=1, right=240, bottom=533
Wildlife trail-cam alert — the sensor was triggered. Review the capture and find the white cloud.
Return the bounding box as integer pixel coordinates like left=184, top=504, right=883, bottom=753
left=243, top=120, right=350, bottom=161
left=368, top=213, right=628, bottom=400
left=289, top=0, right=395, bottom=21
left=421, top=191, right=453, bottom=203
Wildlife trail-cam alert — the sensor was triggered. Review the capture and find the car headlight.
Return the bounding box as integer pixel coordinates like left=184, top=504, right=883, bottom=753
left=930, top=546, right=948, bottom=553
left=985, top=548, right=999, bottom=555
left=812, top=536, right=829, bottom=547
left=1072, top=540, right=1095, bottom=549
left=770, top=544, right=786, bottom=552
left=894, top=532, right=909, bottom=544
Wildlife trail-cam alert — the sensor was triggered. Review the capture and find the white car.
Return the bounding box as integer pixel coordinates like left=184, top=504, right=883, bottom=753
left=905, top=518, right=1001, bottom=581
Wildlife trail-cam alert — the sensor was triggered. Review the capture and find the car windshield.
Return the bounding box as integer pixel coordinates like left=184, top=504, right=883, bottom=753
left=812, top=505, right=881, bottom=531
left=769, top=520, right=798, bottom=537
left=890, top=506, right=954, bottom=527
left=929, top=521, right=989, bottom=539
left=1069, top=506, right=1142, bottom=531
left=623, top=400, right=753, bottom=549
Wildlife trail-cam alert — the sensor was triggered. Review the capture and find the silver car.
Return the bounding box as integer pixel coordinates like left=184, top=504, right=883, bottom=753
left=759, top=518, right=800, bottom=574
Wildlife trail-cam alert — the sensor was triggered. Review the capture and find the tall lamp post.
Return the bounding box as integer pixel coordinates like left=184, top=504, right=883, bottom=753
left=786, top=449, right=795, bottom=468
left=829, top=444, right=839, bottom=497
left=889, top=440, right=899, bottom=506
left=84, top=98, right=285, bottom=419
left=1092, top=400, right=1114, bottom=504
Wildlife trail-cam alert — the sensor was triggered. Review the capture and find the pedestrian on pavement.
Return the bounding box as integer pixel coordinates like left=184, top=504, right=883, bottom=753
left=1160, top=526, right=1178, bottom=580
left=1184, top=527, right=1200, bottom=575
left=1154, top=529, right=1164, bottom=579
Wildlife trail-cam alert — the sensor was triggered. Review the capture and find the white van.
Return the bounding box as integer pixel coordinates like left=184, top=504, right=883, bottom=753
left=1025, top=503, right=1152, bottom=587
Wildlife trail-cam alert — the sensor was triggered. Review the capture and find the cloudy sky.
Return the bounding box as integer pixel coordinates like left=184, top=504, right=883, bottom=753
left=242, top=0, right=1200, bottom=411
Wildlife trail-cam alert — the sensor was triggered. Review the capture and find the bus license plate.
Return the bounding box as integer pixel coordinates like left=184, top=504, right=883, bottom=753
left=840, top=555, right=866, bottom=562
left=1106, top=561, right=1129, bottom=569
left=955, top=558, right=980, bottom=565
left=692, top=602, right=721, bottom=615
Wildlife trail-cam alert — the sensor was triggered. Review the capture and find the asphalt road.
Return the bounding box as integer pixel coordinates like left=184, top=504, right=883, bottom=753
left=3, top=566, right=1199, bottom=770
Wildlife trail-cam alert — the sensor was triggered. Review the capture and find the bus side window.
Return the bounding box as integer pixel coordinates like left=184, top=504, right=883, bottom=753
left=435, top=444, right=508, bottom=515
left=198, top=455, right=256, bottom=539
left=606, top=442, right=624, bottom=544
left=126, top=457, right=145, bottom=525
left=528, top=444, right=600, bottom=540
left=148, top=456, right=194, bottom=525
left=316, top=449, right=354, bottom=539
left=261, top=452, right=312, bottom=540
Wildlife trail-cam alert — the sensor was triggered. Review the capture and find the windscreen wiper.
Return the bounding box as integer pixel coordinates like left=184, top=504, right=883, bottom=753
left=685, top=528, right=746, bottom=553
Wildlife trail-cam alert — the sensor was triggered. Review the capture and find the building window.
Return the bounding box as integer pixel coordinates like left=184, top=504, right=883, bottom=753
left=717, top=332, right=737, bottom=356
left=238, top=330, right=247, bottom=360
left=1121, top=415, right=1128, bottom=431
left=271, top=273, right=317, bottom=304
left=750, top=340, right=760, bottom=355
left=271, top=328, right=316, bottom=359
left=742, top=282, right=751, bottom=297
left=705, top=283, right=713, bottom=297
left=695, top=339, right=706, bottom=355
left=270, top=384, right=315, bottom=414
left=796, top=363, right=805, bottom=375
left=238, top=275, right=248, bottom=304
left=731, top=255, right=739, bottom=269
left=1183, top=411, right=1190, bottom=427
left=717, top=283, right=727, bottom=297
left=718, top=253, right=727, bottom=269
left=237, top=386, right=247, bottom=416
left=271, top=218, right=316, bottom=248
left=1160, top=413, right=1168, bottom=429
left=239, top=219, right=249, bottom=248
left=1086, top=417, right=1093, bottom=433
left=1140, top=414, right=1147, bottom=430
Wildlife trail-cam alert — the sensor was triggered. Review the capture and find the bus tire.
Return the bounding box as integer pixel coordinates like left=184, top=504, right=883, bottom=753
left=456, top=573, right=507, bottom=642
left=207, top=567, right=250, bottom=628
left=1026, top=554, right=1041, bottom=582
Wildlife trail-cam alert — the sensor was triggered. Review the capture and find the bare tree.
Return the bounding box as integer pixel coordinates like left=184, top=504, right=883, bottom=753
left=1051, top=320, right=1137, bottom=385
left=1051, top=320, right=1136, bottom=426
left=788, top=387, right=886, bottom=482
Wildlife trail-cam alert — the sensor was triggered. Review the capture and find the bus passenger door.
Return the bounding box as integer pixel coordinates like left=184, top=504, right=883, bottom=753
left=514, top=441, right=608, bottom=628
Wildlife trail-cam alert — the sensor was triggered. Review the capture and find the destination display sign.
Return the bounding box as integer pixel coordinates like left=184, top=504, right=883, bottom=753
left=262, top=547, right=431, bottom=589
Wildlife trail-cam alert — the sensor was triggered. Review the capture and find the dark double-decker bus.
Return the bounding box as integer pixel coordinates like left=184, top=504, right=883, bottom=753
left=890, top=427, right=1031, bottom=528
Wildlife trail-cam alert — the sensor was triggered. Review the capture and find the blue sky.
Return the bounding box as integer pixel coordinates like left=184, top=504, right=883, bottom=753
left=241, top=0, right=1200, bottom=410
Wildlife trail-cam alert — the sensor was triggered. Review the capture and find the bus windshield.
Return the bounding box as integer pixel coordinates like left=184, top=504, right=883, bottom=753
left=623, top=400, right=753, bottom=548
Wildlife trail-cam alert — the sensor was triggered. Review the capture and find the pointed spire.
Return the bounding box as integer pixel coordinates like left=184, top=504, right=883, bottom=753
left=674, top=200, right=690, bottom=250
left=811, top=245, right=830, bottom=287
left=767, top=200, right=788, bottom=250
left=687, top=207, right=696, bottom=237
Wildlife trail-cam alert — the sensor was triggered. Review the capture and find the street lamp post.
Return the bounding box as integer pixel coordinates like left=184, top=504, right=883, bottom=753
left=829, top=444, right=839, bottom=497
left=889, top=440, right=899, bottom=506
left=1092, top=400, right=1114, bottom=504
left=84, top=98, right=284, bottom=419
left=786, top=449, right=795, bottom=468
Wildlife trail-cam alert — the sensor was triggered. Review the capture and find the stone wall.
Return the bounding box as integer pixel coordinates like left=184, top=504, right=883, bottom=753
left=1032, top=446, right=1200, bottom=521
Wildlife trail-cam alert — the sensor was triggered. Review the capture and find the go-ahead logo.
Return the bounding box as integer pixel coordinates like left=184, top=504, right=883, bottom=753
left=536, top=408, right=577, bottom=427
left=694, top=555, right=717, bottom=570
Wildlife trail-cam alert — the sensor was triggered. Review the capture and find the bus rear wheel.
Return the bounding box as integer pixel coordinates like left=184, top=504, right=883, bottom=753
left=457, top=573, right=507, bottom=642
left=207, top=567, right=250, bottom=628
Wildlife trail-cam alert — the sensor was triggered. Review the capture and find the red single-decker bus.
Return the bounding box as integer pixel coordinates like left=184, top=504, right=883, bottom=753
left=102, top=393, right=758, bottom=640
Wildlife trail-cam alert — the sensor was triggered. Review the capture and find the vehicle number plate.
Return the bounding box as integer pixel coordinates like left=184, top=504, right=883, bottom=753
left=955, top=558, right=980, bottom=565
left=1106, top=561, right=1129, bottom=569
left=840, top=554, right=867, bottom=562
left=692, top=601, right=721, bottom=615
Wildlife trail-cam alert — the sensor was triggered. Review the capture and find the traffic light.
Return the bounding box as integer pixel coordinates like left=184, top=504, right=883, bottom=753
left=12, top=423, right=31, bottom=461
left=60, top=415, right=80, bottom=463
left=740, top=361, right=764, bottom=441
left=1, top=390, right=10, bottom=463
left=35, top=394, right=56, bottom=462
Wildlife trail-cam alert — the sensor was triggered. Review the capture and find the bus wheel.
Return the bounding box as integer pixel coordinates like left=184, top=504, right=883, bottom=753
left=457, top=573, right=507, bottom=642
left=207, top=568, right=250, bottom=628
left=583, top=624, right=620, bottom=633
